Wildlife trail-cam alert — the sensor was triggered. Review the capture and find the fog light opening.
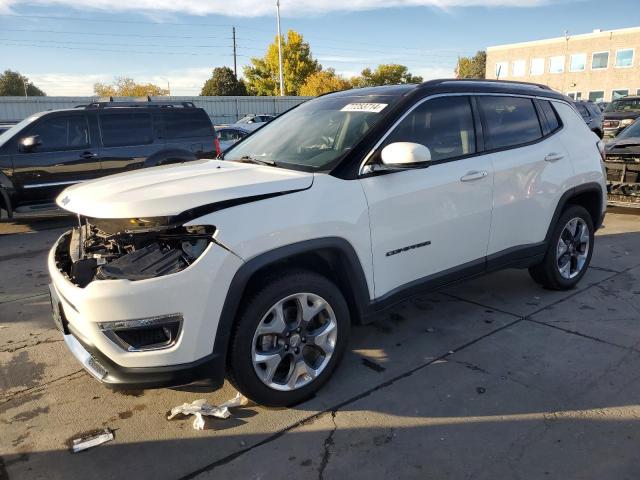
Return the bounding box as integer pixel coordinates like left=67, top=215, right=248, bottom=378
left=99, top=314, right=183, bottom=352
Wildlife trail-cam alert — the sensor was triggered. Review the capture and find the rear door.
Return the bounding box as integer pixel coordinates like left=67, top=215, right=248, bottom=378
left=480, top=95, right=573, bottom=257
left=360, top=95, right=494, bottom=298
left=161, top=109, right=216, bottom=158
left=12, top=112, right=99, bottom=204
left=98, top=111, right=158, bottom=176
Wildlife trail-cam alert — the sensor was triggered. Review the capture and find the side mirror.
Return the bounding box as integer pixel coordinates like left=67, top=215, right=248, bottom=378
left=20, top=135, right=42, bottom=152
left=380, top=142, right=431, bottom=168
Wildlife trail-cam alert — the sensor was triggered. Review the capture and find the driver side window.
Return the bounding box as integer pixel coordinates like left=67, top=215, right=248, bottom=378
left=26, top=115, right=89, bottom=152
left=383, top=96, right=476, bottom=162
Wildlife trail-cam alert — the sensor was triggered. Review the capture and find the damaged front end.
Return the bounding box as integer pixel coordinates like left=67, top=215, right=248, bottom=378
left=604, top=153, right=640, bottom=207
left=54, top=216, right=216, bottom=288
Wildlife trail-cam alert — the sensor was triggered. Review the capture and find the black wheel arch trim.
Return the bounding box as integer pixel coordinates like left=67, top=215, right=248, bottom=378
left=211, top=237, right=372, bottom=376
left=544, top=182, right=605, bottom=242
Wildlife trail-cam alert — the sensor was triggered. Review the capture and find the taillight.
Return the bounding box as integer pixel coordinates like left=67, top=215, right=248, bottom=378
left=214, top=136, right=221, bottom=157
left=596, top=139, right=606, bottom=161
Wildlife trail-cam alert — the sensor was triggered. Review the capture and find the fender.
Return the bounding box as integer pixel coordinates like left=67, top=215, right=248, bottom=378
left=544, top=182, right=605, bottom=243
left=143, top=148, right=197, bottom=168
left=210, top=237, right=372, bottom=376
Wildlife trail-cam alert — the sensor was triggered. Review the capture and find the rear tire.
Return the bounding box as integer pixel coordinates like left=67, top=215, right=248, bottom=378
left=227, top=269, right=350, bottom=407
left=528, top=205, right=594, bottom=290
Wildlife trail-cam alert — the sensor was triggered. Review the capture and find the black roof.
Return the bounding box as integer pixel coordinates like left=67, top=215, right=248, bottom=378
left=326, top=79, right=566, bottom=102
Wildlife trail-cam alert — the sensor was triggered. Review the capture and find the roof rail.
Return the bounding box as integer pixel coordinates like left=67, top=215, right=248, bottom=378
left=419, top=78, right=553, bottom=91
left=83, top=96, right=196, bottom=109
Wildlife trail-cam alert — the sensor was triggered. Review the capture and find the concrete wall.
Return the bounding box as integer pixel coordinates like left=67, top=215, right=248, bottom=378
left=486, top=27, right=640, bottom=102
left=0, top=95, right=313, bottom=124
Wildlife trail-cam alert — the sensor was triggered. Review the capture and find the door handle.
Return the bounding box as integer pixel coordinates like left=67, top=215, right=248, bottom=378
left=80, top=151, right=98, bottom=159
left=460, top=170, right=488, bottom=182
left=544, top=152, right=564, bottom=162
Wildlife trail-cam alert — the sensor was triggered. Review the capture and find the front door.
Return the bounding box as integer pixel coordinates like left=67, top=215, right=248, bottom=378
left=359, top=95, right=494, bottom=299
left=12, top=112, right=100, bottom=205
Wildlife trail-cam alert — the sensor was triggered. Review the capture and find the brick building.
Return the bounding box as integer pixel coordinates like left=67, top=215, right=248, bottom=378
left=485, top=27, right=640, bottom=103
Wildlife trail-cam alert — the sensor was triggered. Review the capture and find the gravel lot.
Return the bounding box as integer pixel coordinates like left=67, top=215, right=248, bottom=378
left=1, top=209, right=639, bottom=480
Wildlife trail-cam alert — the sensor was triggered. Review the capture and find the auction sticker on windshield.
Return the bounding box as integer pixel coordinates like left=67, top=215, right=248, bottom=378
left=340, top=103, right=388, bottom=113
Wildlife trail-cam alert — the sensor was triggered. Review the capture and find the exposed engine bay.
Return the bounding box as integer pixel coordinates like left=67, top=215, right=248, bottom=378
left=54, top=217, right=215, bottom=288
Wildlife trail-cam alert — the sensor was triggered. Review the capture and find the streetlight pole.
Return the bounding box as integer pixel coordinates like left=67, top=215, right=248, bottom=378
left=276, top=0, right=285, bottom=96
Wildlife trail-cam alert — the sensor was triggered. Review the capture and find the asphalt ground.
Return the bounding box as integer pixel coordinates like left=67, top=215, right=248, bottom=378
left=1, top=208, right=639, bottom=480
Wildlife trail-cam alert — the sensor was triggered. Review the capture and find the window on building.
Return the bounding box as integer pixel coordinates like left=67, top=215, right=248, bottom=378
left=478, top=96, right=542, bottom=150
left=549, top=56, right=565, bottom=73
left=567, top=92, right=582, bottom=101
left=615, top=49, right=634, bottom=68
left=495, top=62, right=508, bottom=78
left=569, top=53, right=586, bottom=72
left=637, top=89, right=640, bottom=96
left=383, top=96, right=476, bottom=161
left=588, top=91, right=605, bottom=103
left=512, top=60, right=526, bottom=77
left=591, top=51, right=609, bottom=69
left=530, top=58, right=545, bottom=75
left=612, top=90, right=629, bottom=100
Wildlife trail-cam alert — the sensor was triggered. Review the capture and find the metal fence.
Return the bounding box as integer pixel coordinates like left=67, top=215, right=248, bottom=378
left=0, top=96, right=313, bottom=125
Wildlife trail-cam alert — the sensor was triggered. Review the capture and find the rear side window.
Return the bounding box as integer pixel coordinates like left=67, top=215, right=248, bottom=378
left=383, top=96, right=476, bottom=162
left=162, top=110, right=212, bottom=138
left=539, top=101, right=561, bottom=133
left=100, top=113, right=153, bottom=147
left=478, top=96, right=542, bottom=150
left=28, top=115, right=89, bottom=151
left=575, top=104, right=589, bottom=118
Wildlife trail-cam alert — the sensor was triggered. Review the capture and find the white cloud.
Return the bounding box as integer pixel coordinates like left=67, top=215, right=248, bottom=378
left=26, top=67, right=215, bottom=95
left=0, top=0, right=551, bottom=18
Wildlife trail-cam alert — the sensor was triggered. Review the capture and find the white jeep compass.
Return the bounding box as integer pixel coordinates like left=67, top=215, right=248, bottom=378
left=48, top=80, right=607, bottom=406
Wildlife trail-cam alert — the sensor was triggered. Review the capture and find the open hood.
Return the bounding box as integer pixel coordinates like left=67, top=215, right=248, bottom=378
left=57, top=159, right=313, bottom=218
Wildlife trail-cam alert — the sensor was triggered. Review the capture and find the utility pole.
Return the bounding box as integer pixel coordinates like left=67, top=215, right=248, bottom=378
left=232, top=26, right=237, bottom=77
left=22, top=77, right=27, bottom=98
left=276, top=0, right=285, bottom=96
left=167, top=81, right=171, bottom=95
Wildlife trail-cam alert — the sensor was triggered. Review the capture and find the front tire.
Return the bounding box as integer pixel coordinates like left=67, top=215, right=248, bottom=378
left=529, top=205, right=594, bottom=290
left=227, top=269, right=350, bottom=407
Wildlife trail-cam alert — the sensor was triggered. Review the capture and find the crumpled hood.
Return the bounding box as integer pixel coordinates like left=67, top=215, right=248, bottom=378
left=57, top=159, right=313, bottom=218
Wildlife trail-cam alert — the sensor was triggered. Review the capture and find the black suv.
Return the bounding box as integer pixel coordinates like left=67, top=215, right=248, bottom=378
left=574, top=100, right=604, bottom=138
left=0, top=100, right=219, bottom=220
left=603, top=96, right=640, bottom=138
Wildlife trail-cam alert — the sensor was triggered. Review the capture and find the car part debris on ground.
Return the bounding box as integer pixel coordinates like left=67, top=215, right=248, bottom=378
left=167, top=392, right=249, bottom=430
left=71, top=428, right=114, bottom=453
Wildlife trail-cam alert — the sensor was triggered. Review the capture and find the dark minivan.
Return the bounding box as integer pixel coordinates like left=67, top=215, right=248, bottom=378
left=0, top=100, right=220, bottom=220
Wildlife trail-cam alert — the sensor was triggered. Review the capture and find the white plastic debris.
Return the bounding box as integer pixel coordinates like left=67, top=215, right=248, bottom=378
left=167, top=392, right=249, bottom=430
left=71, top=428, right=114, bottom=453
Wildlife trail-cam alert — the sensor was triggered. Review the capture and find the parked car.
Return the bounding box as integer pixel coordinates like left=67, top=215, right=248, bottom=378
left=216, top=125, right=252, bottom=152
left=603, top=96, right=640, bottom=138
left=604, top=116, right=640, bottom=207
left=48, top=79, right=606, bottom=406
left=596, top=101, right=608, bottom=112
left=574, top=100, right=604, bottom=138
left=235, top=114, right=275, bottom=126
left=0, top=100, right=220, bottom=220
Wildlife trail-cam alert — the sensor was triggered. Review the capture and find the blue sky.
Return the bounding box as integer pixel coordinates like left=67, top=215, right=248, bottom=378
left=0, top=0, right=638, bottom=95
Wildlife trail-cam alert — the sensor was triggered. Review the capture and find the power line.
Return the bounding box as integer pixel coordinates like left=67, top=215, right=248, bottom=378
left=0, top=37, right=233, bottom=49
left=2, top=27, right=229, bottom=40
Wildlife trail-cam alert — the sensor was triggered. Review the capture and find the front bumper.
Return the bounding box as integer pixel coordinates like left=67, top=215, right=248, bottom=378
left=48, top=229, right=243, bottom=388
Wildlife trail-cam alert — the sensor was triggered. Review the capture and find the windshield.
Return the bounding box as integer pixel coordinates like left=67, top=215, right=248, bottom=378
left=616, top=119, right=640, bottom=140
left=224, top=94, right=399, bottom=171
left=0, top=114, right=42, bottom=147
left=236, top=115, right=256, bottom=124
left=605, top=99, right=640, bottom=113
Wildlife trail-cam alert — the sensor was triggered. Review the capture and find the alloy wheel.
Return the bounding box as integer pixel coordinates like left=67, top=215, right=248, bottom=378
left=251, top=293, right=338, bottom=391
left=556, top=217, right=590, bottom=279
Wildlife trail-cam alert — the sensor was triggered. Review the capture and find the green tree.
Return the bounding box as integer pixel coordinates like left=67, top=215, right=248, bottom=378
left=0, top=70, right=46, bottom=96
left=94, top=77, right=169, bottom=97
left=244, top=30, right=320, bottom=96
left=351, top=64, right=423, bottom=88
left=299, top=69, right=351, bottom=96
left=200, top=67, right=247, bottom=96
left=455, top=51, right=487, bottom=79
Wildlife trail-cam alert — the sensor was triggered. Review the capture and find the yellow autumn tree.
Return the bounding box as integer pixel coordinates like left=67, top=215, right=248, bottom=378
left=299, top=69, right=352, bottom=96
left=94, top=77, right=169, bottom=97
